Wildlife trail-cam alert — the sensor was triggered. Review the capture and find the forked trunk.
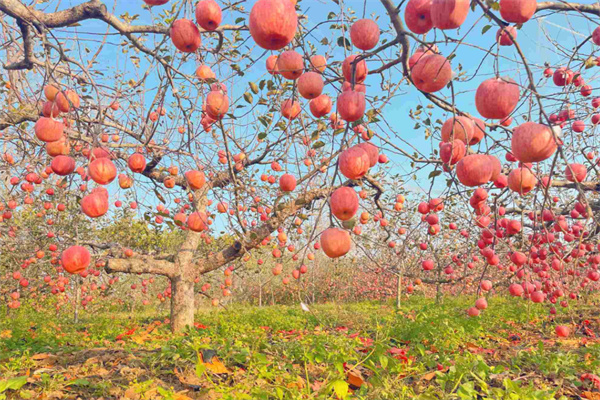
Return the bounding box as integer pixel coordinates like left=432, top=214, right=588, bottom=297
left=171, top=275, right=195, bottom=332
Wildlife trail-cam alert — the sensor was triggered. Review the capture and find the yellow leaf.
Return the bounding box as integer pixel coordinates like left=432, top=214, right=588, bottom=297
left=0, top=329, right=12, bottom=338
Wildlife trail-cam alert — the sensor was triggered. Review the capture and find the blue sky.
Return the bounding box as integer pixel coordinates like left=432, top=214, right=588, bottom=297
left=47, top=0, right=600, bottom=210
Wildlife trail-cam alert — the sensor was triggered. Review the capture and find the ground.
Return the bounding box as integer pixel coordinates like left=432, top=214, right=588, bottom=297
left=0, top=297, right=599, bottom=400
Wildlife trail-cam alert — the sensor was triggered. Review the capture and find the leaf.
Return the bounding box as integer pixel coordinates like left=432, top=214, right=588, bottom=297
left=275, top=387, right=284, bottom=399
left=153, top=188, right=166, bottom=204
left=585, top=57, right=597, bottom=69
left=341, top=218, right=356, bottom=229
left=200, top=350, right=230, bottom=374
left=312, top=141, right=325, bottom=149
left=66, top=379, right=89, bottom=387
left=428, top=170, right=442, bottom=179
left=0, top=376, right=27, bottom=393
left=332, top=380, right=348, bottom=398
left=347, top=370, right=364, bottom=388
left=582, top=391, right=600, bottom=400
left=422, top=372, right=436, bottom=381
left=31, top=353, right=50, bottom=361
left=249, top=82, right=259, bottom=94
left=243, top=92, right=253, bottom=104
left=258, top=132, right=267, bottom=140
left=379, top=355, right=389, bottom=369
left=481, top=25, right=492, bottom=34
left=336, top=37, right=351, bottom=49
left=195, top=363, right=206, bottom=378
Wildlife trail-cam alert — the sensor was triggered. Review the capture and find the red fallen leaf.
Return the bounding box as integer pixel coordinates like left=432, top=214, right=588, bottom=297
left=115, top=327, right=137, bottom=341
left=388, top=347, right=406, bottom=355
left=581, top=373, right=600, bottom=390
left=194, top=322, right=208, bottom=330
left=508, top=333, right=521, bottom=343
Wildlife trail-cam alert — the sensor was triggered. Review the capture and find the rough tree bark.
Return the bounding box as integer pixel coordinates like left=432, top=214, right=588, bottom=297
left=170, top=275, right=195, bottom=331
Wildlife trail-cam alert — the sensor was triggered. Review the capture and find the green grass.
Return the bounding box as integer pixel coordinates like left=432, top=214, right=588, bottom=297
left=0, top=296, right=598, bottom=399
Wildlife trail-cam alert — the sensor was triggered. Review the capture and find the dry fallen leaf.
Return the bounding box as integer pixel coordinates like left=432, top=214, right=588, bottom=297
left=174, top=367, right=204, bottom=386
left=199, top=350, right=230, bottom=374
left=347, top=370, right=364, bottom=388
left=123, top=386, right=140, bottom=400
left=581, top=391, right=600, bottom=400
left=174, top=391, right=194, bottom=400
left=421, top=372, right=437, bottom=381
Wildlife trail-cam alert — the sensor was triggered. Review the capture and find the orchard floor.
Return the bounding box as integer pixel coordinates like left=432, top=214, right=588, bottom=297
left=1, top=297, right=599, bottom=400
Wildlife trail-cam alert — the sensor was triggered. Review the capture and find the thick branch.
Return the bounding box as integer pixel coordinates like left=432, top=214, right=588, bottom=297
left=0, top=106, right=38, bottom=131
left=0, top=0, right=243, bottom=33
left=106, top=255, right=175, bottom=277
left=536, top=2, right=600, bottom=16
left=0, top=0, right=244, bottom=71
left=550, top=180, right=600, bottom=191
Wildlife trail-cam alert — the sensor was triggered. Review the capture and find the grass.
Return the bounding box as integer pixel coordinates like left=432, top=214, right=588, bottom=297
left=0, top=296, right=599, bottom=399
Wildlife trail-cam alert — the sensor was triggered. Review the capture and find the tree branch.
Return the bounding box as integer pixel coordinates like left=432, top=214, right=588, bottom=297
left=105, top=255, right=175, bottom=277
left=200, top=186, right=334, bottom=272
left=536, top=2, right=600, bottom=16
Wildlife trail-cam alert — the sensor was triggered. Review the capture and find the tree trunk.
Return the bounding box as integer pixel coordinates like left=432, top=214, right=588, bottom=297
left=311, top=258, right=317, bottom=304
left=74, top=278, right=80, bottom=323
left=271, top=284, right=275, bottom=306
left=396, top=273, right=402, bottom=309
left=171, top=275, right=195, bottom=332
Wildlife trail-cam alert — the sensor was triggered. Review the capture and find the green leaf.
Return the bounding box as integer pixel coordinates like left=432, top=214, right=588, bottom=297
left=481, top=25, right=492, bottom=34
left=379, top=355, right=389, bottom=369
left=243, top=92, right=253, bottom=104
left=342, top=218, right=356, bottom=229
left=195, top=362, right=206, bottom=377
left=66, top=379, right=89, bottom=387
left=312, top=141, right=325, bottom=149
left=276, top=387, right=284, bottom=399
left=332, top=380, right=348, bottom=399
left=0, top=376, right=27, bottom=393
left=258, top=132, right=267, bottom=140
